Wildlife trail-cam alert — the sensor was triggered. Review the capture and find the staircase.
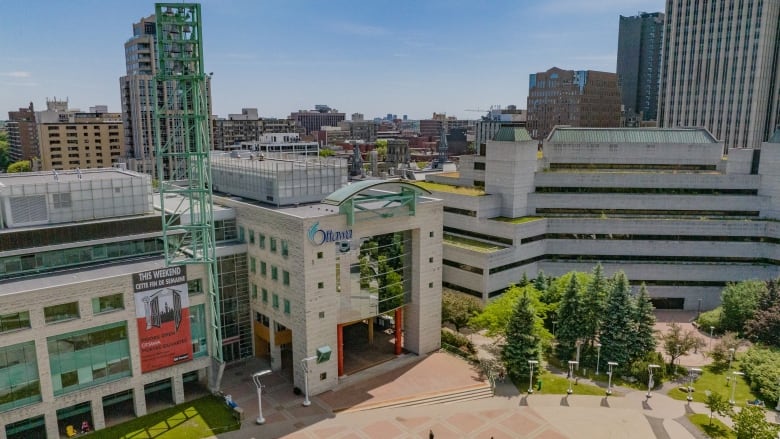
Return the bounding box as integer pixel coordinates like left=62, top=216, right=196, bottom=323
left=339, top=382, right=493, bottom=413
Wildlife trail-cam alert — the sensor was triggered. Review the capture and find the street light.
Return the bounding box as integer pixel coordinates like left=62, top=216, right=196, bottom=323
left=252, top=369, right=272, bottom=424
left=606, top=361, right=618, bottom=396
left=567, top=361, right=578, bottom=395
left=709, top=326, right=715, bottom=351
left=727, top=348, right=735, bottom=371
left=301, top=356, right=317, bottom=407
left=729, top=371, right=744, bottom=405
left=595, top=342, right=602, bottom=376
left=687, top=368, right=702, bottom=402
left=646, top=364, right=660, bottom=398
left=575, top=340, right=582, bottom=371
left=527, top=360, right=539, bottom=394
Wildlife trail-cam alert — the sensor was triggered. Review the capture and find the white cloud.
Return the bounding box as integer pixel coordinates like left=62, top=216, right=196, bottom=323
left=1, top=71, right=31, bottom=78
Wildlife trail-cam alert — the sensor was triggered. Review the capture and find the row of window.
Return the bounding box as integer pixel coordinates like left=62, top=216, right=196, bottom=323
left=240, top=227, right=289, bottom=257
left=252, top=284, right=291, bottom=314
left=249, top=257, right=290, bottom=285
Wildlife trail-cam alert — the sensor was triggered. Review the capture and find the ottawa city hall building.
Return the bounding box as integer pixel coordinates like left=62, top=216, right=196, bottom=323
left=0, top=152, right=443, bottom=438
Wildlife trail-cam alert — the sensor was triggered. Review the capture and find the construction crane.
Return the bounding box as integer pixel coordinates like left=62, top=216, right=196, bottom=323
left=153, top=3, right=224, bottom=388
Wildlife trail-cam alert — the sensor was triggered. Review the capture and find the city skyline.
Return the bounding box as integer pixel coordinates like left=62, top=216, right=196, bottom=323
left=1, top=0, right=663, bottom=120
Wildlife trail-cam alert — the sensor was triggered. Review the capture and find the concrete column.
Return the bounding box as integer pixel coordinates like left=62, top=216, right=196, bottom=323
left=367, top=317, right=374, bottom=345
left=337, top=324, right=344, bottom=377
left=45, top=414, right=59, bottom=439
left=268, top=319, right=282, bottom=372
left=133, top=383, right=147, bottom=417
left=173, top=373, right=185, bottom=404
left=394, top=308, right=403, bottom=355
left=92, top=396, right=106, bottom=430
left=0, top=421, right=7, bottom=439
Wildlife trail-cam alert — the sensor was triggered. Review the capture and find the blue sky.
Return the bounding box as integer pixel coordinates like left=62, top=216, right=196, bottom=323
left=0, top=0, right=663, bottom=120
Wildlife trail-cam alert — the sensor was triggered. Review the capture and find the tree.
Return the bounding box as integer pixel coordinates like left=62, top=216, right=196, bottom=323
left=319, top=148, right=335, bottom=157
left=0, top=131, right=10, bottom=171
left=469, top=284, right=548, bottom=339
left=555, top=274, right=585, bottom=362
left=6, top=160, right=31, bottom=173
left=709, top=332, right=745, bottom=370
left=721, top=280, right=766, bottom=333
left=630, top=284, right=657, bottom=363
left=533, top=270, right=548, bottom=291
left=441, top=291, right=482, bottom=333
left=732, top=405, right=779, bottom=439
left=704, top=391, right=731, bottom=425
left=744, top=303, right=780, bottom=347
left=599, top=272, right=635, bottom=367
left=581, top=264, right=608, bottom=347
left=502, top=292, right=541, bottom=381
left=661, top=322, right=705, bottom=368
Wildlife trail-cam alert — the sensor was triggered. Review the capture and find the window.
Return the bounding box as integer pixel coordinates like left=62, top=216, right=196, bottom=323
left=238, top=226, right=245, bottom=242
left=91, top=293, right=124, bottom=314
left=429, top=231, right=434, bottom=238
left=44, top=302, right=80, bottom=324
left=47, top=322, right=130, bottom=395
left=262, top=288, right=268, bottom=303
left=0, top=311, right=31, bottom=333
left=250, top=256, right=256, bottom=273
left=272, top=294, right=279, bottom=309
left=283, top=299, right=290, bottom=314
left=317, top=251, right=323, bottom=259
left=318, top=282, right=324, bottom=289
left=259, top=234, right=265, bottom=249
left=281, top=240, right=289, bottom=257
left=271, top=266, right=278, bottom=281
left=283, top=270, right=290, bottom=285
left=0, top=341, right=41, bottom=411
left=270, top=238, right=277, bottom=253
left=249, top=230, right=255, bottom=245
left=260, top=261, right=267, bottom=277
left=252, top=284, right=258, bottom=300
left=319, top=311, right=325, bottom=318
left=188, top=279, right=203, bottom=295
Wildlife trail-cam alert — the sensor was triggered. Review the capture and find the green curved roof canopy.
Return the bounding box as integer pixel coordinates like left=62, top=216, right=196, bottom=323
left=322, top=179, right=432, bottom=226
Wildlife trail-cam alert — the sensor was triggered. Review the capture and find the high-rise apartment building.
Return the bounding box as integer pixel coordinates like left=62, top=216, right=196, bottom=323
left=658, top=0, right=780, bottom=149
left=119, top=14, right=212, bottom=176
left=6, top=102, right=38, bottom=162
left=617, top=12, right=664, bottom=124
left=37, top=107, right=125, bottom=171
left=527, top=68, right=622, bottom=140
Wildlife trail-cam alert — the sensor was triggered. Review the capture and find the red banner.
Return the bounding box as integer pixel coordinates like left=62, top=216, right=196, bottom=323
left=133, top=266, right=193, bottom=373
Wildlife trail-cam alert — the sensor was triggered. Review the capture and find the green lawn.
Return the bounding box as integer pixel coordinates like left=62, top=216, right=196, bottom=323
left=443, top=233, right=506, bottom=252
left=414, top=181, right=485, bottom=196
left=490, top=216, right=544, bottom=224
left=687, top=413, right=735, bottom=439
left=532, top=372, right=608, bottom=396
left=666, top=363, right=757, bottom=407
left=89, top=395, right=239, bottom=439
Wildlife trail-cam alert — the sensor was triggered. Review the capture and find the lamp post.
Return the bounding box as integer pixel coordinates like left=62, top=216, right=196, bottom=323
left=646, top=364, right=660, bottom=398
left=688, top=368, right=702, bottom=402
left=575, top=340, right=582, bottom=371
left=252, top=370, right=272, bottom=424
left=301, top=355, right=317, bottom=407
left=567, top=361, right=578, bottom=395
left=528, top=360, right=538, bottom=394
left=709, top=326, right=715, bottom=351
left=552, top=320, right=557, bottom=337
left=606, top=361, right=618, bottom=396
left=729, top=371, right=744, bottom=405
left=727, top=348, right=735, bottom=371
left=595, top=342, right=602, bottom=376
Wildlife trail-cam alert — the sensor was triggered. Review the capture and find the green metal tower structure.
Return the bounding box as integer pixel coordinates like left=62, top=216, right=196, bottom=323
left=153, top=3, right=223, bottom=384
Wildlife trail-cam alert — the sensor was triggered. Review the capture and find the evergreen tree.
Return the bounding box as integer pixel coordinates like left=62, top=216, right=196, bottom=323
left=518, top=272, right=530, bottom=287
left=502, top=292, right=541, bottom=381
left=556, top=274, right=585, bottom=362
left=630, top=283, right=657, bottom=363
left=599, top=272, right=634, bottom=367
left=533, top=270, right=548, bottom=291
left=581, top=264, right=608, bottom=347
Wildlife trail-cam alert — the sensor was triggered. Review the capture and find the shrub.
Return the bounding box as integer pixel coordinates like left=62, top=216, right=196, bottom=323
left=697, top=307, right=723, bottom=333
left=441, top=330, right=476, bottom=355
left=740, top=346, right=780, bottom=403
left=627, top=352, right=667, bottom=389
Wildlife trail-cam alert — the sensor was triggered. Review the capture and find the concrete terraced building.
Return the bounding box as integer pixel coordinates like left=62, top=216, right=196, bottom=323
left=427, top=126, right=780, bottom=309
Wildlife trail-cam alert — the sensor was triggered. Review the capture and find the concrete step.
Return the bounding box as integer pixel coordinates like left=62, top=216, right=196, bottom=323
left=343, top=383, right=493, bottom=413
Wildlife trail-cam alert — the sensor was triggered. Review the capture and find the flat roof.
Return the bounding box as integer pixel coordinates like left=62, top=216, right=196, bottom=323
left=547, top=127, right=719, bottom=144
left=0, top=168, right=145, bottom=187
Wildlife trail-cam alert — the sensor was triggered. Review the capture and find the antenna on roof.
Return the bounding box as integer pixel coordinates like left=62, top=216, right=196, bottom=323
left=52, top=170, right=59, bottom=181
left=76, top=168, right=82, bottom=180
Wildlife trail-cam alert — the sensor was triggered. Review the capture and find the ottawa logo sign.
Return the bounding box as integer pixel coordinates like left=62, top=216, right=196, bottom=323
left=308, top=221, right=352, bottom=246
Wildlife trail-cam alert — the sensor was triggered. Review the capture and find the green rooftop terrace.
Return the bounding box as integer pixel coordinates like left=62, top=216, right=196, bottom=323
left=415, top=181, right=485, bottom=196
left=443, top=233, right=506, bottom=252
left=490, top=216, right=544, bottom=224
